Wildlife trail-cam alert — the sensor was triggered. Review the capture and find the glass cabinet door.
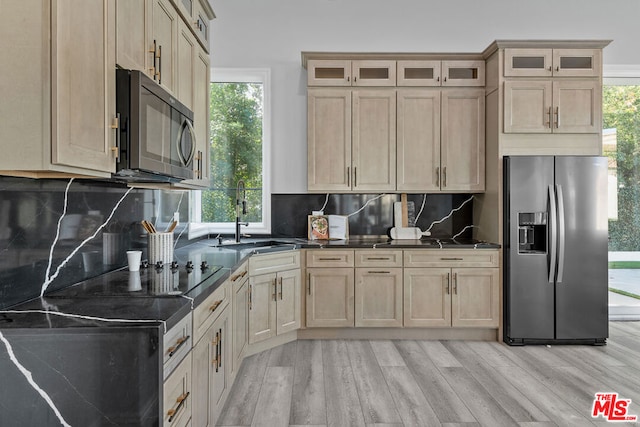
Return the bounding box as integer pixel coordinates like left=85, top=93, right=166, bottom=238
left=397, top=60, right=441, bottom=86
left=552, top=49, right=601, bottom=77
left=504, top=48, right=553, bottom=77
left=442, top=60, right=485, bottom=87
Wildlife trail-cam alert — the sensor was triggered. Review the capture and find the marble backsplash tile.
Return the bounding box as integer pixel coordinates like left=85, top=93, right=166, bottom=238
left=0, top=177, right=188, bottom=310
left=271, top=193, right=474, bottom=239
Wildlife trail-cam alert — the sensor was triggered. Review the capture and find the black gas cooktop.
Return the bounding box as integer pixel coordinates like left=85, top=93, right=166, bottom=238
left=48, top=254, right=223, bottom=298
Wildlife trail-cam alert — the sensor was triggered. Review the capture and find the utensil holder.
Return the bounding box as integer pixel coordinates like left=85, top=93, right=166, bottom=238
left=148, top=232, right=174, bottom=264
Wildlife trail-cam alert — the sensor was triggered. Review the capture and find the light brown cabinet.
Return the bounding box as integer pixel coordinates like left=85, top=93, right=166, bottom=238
left=306, top=250, right=355, bottom=327
left=397, top=88, right=485, bottom=192
left=504, top=79, right=601, bottom=134
left=403, top=250, right=500, bottom=328
left=150, top=0, right=178, bottom=93
left=248, top=252, right=301, bottom=344
left=0, top=0, right=117, bottom=178
left=307, top=88, right=396, bottom=192
left=175, top=33, right=211, bottom=188
left=116, top=0, right=150, bottom=76
left=397, top=60, right=485, bottom=87
left=192, top=304, right=230, bottom=427
left=307, top=59, right=396, bottom=86
left=355, top=268, right=403, bottom=327
left=163, top=352, right=192, bottom=427
left=504, top=48, right=601, bottom=77
left=230, top=263, right=249, bottom=377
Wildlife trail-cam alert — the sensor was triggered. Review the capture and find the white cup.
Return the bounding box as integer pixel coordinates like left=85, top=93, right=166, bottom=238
left=126, top=250, right=142, bottom=272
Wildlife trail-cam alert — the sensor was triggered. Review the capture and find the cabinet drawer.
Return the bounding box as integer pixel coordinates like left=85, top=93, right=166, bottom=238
left=404, top=250, right=499, bottom=268
left=163, top=313, right=193, bottom=379
left=355, top=250, right=403, bottom=267
left=163, top=354, right=192, bottom=427
left=193, top=280, right=229, bottom=343
left=306, top=250, right=354, bottom=267
left=249, top=250, right=300, bottom=275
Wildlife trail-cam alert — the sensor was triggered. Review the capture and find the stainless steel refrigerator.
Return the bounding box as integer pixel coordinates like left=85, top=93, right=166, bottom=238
left=504, top=156, right=608, bottom=345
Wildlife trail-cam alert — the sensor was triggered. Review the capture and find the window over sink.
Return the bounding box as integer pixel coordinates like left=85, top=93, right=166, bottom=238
left=189, top=68, right=271, bottom=238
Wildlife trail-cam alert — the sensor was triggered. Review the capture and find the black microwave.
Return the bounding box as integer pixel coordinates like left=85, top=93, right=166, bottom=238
left=114, top=69, right=195, bottom=183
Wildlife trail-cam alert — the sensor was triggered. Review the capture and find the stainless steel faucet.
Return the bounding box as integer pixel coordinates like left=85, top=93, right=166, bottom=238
left=235, top=180, right=248, bottom=242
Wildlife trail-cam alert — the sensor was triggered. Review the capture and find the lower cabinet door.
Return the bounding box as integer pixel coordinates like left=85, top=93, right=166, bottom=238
left=248, top=273, right=277, bottom=343
left=403, top=268, right=451, bottom=327
left=355, top=267, right=403, bottom=327
left=276, top=268, right=301, bottom=334
left=452, top=268, right=499, bottom=327
left=232, top=275, right=249, bottom=375
left=163, top=353, right=192, bottom=427
left=306, top=268, right=354, bottom=327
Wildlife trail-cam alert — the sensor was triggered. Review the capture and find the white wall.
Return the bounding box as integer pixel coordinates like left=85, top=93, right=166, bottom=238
left=209, top=0, right=640, bottom=193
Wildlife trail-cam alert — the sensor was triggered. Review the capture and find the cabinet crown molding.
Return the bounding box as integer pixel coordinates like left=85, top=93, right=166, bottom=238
left=301, top=51, right=484, bottom=69
left=482, top=39, right=612, bottom=59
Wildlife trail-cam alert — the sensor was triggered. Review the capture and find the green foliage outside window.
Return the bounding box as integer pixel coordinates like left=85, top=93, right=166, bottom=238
left=201, top=82, right=263, bottom=223
left=604, top=85, right=640, bottom=251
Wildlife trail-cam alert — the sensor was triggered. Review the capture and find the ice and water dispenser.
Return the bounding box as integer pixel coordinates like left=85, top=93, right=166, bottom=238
left=518, top=212, right=547, bottom=253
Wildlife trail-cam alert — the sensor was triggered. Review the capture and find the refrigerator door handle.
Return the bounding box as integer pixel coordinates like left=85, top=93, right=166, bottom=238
left=548, top=185, right=558, bottom=284
left=556, top=184, right=565, bottom=284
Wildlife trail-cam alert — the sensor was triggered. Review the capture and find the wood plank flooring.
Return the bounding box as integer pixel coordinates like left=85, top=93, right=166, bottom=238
left=217, top=322, right=640, bottom=426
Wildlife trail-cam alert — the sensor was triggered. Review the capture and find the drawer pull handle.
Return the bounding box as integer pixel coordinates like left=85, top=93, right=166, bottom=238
left=368, top=270, right=390, bottom=274
left=366, top=257, right=391, bottom=261
left=318, top=257, right=342, bottom=261
left=231, top=270, right=247, bottom=281
left=440, top=257, right=464, bottom=261
left=209, top=299, right=223, bottom=313
left=167, top=335, right=190, bottom=358
left=167, top=392, right=189, bottom=422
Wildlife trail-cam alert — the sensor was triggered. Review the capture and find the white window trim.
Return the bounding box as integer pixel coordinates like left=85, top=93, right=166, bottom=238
left=189, top=68, right=272, bottom=240
left=604, top=64, right=640, bottom=84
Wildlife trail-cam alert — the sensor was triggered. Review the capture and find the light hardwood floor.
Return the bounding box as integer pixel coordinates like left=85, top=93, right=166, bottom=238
left=217, top=322, right=640, bottom=427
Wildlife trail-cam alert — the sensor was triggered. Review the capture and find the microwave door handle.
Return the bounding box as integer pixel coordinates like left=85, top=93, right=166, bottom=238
left=176, top=118, right=196, bottom=167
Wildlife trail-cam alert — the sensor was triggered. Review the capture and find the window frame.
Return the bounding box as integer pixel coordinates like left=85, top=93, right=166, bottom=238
left=189, top=68, right=272, bottom=239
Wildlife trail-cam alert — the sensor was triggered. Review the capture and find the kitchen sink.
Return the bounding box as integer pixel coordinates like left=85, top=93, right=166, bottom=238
left=205, top=239, right=299, bottom=255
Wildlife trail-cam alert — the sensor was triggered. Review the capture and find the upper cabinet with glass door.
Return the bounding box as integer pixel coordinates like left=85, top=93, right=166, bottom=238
left=504, top=48, right=602, bottom=77
left=397, top=60, right=485, bottom=87
left=307, top=60, right=396, bottom=86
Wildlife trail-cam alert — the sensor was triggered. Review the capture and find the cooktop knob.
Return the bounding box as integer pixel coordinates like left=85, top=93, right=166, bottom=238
left=170, top=261, right=179, bottom=271
left=155, top=261, right=163, bottom=270
left=141, top=260, right=149, bottom=269
left=200, top=261, right=209, bottom=270
left=186, top=261, right=194, bottom=270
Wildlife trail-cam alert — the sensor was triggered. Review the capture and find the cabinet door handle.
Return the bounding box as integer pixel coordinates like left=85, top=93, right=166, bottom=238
left=554, top=107, right=560, bottom=128
left=354, top=166, right=357, bottom=187
left=435, top=166, right=440, bottom=187
left=157, top=45, right=162, bottom=84
left=218, top=328, right=222, bottom=371
left=347, top=166, right=350, bottom=187
left=556, top=65, right=560, bottom=72
left=453, top=272, right=458, bottom=295
left=167, top=392, right=190, bottom=422
left=167, top=335, right=189, bottom=358
left=278, top=276, right=283, bottom=300
left=111, top=114, right=120, bottom=161
left=546, top=106, right=552, bottom=128
left=273, top=278, right=277, bottom=301
left=308, top=273, right=311, bottom=295
left=209, top=299, right=223, bottom=313
left=212, top=331, right=219, bottom=369
left=443, top=166, right=447, bottom=188
left=248, top=284, right=252, bottom=310
left=149, top=39, right=157, bottom=79
left=445, top=273, right=450, bottom=295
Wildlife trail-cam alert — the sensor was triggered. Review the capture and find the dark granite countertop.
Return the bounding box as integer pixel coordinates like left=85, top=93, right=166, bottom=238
left=0, top=235, right=499, bottom=331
